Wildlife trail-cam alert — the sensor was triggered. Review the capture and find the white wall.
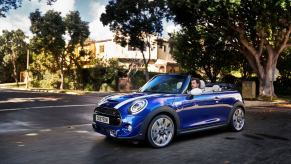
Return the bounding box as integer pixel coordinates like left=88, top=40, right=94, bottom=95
left=95, top=40, right=158, bottom=60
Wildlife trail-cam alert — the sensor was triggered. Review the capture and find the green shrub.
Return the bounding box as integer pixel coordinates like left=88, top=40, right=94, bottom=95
left=37, top=71, right=59, bottom=89
left=99, top=83, right=115, bottom=92
left=84, top=84, right=94, bottom=91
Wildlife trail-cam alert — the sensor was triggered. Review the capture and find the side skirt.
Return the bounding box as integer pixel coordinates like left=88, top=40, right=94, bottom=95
left=177, top=123, right=228, bottom=135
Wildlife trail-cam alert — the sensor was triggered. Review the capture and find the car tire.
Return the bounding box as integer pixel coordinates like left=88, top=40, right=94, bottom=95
left=229, top=107, right=245, bottom=132
left=147, top=114, right=175, bottom=148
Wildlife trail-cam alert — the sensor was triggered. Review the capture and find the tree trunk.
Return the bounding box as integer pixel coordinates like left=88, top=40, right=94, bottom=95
left=141, top=49, right=150, bottom=82
left=60, top=56, right=64, bottom=90
left=238, top=35, right=278, bottom=98
left=12, top=59, right=18, bottom=86
left=144, top=64, right=149, bottom=82
left=60, top=69, right=64, bottom=90
left=258, top=74, right=273, bottom=98
left=245, top=52, right=278, bottom=98
left=11, top=52, right=18, bottom=86
left=236, top=25, right=291, bottom=99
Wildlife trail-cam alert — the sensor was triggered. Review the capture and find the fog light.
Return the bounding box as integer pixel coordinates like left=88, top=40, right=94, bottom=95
left=109, top=130, right=117, bottom=137
left=126, top=124, right=132, bottom=132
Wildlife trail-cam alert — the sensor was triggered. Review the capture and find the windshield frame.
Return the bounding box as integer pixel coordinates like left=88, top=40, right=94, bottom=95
left=139, top=74, right=190, bottom=94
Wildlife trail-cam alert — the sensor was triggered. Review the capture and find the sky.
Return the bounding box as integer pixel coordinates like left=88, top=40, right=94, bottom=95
left=0, top=0, right=180, bottom=40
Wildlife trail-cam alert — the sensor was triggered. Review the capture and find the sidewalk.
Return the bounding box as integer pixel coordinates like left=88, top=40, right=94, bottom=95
left=244, top=100, right=273, bottom=107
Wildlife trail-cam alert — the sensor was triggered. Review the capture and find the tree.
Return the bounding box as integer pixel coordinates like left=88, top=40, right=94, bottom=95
left=167, top=0, right=291, bottom=98
left=64, top=11, right=90, bottom=89
left=29, top=10, right=90, bottom=89
left=30, top=9, right=66, bottom=89
left=100, top=0, right=166, bottom=81
left=0, top=0, right=56, bottom=17
left=0, top=29, right=27, bottom=84
left=171, top=26, right=241, bottom=82
left=277, top=48, right=291, bottom=86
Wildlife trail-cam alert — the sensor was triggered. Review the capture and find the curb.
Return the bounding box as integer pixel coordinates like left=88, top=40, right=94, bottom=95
left=244, top=100, right=290, bottom=108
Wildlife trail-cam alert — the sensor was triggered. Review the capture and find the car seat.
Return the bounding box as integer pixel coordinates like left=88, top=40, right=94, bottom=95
left=212, top=85, right=221, bottom=92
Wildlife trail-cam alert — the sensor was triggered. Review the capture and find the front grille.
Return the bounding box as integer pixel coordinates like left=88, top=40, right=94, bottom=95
left=94, top=107, right=121, bottom=126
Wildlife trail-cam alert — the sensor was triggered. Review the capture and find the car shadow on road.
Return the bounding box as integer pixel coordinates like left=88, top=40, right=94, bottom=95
left=90, top=127, right=229, bottom=149
left=173, top=127, right=228, bottom=144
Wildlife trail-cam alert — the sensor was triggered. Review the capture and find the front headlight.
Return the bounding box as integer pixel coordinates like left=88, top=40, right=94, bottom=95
left=129, top=99, right=148, bottom=115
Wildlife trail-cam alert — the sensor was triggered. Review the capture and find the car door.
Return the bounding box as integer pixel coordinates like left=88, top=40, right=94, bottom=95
left=176, top=93, right=225, bottom=130
left=216, top=92, right=238, bottom=123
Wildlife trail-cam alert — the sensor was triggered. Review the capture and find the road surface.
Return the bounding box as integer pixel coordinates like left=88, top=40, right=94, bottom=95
left=0, top=89, right=291, bottom=164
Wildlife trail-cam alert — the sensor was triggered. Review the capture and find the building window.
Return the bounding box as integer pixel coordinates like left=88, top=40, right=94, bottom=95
left=99, top=45, right=104, bottom=53
left=163, top=45, right=167, bottom=52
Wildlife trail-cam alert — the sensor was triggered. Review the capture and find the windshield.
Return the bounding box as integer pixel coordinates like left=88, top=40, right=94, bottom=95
left=139, top=74, right=188, bottom=94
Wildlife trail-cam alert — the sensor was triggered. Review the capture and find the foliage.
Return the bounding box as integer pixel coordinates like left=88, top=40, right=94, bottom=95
left=30, top=9, right=66, bottom=89
left=72, top=59, right=123, bottom=91
left=29, top=9, right=90, bottom=89
left=276, top=48, right=291, bottom=95
left=101, top=0, right=167, bottom=81
left=99, top=83, right=115, bottom=92
left=171, top=27, right=241, bottom=82
left=0, top=29, right=27, bottom=84
left=64, top=11, right=90, bottom=89
left=167, top=0, right=291, bottom=97
left=38, top=71, right=59, bottom=89
left=277, top=48, right=291, bottom=79
left=0, top=0, right=57, bottom=17
left=103, top=59, right=120, bottom=83
left=84, top=83, right=94, bottom=91
left=0, top=0, right=22, bottom=17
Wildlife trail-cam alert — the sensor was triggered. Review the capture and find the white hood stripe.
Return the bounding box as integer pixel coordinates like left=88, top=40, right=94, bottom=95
left=114, top=94, right=160, bottom=109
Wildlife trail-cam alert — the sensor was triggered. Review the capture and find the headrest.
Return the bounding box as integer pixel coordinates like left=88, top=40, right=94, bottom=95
left=200, top=80, right=206, bottom=89
left=177, top=82, right=183, bottom=89
left=212, top=85, right=221, bottom=92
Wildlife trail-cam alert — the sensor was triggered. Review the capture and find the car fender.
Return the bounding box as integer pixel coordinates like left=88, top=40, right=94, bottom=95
left=227, top=101, right=245, bottom=124
left=138, top=106, right=180, bottom=140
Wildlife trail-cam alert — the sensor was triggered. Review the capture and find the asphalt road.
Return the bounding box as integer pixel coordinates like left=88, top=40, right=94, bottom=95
left=0, top=89, right=291, bottom=164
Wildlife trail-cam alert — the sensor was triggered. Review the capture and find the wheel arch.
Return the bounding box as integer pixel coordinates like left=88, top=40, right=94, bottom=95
left=227, top=101, right=245, bottom=124
left=138, top=106, right=180, bottom=139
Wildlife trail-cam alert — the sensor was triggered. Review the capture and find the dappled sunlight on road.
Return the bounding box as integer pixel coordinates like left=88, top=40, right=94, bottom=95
left=0, top=121, right=34, bottom=133
left=16, top=141, right=25, bottom=147
left=39, top=129, right=52, bottom=132
left=73, top=130, right=89, bottom=134
left=25, top=133, right=39, bottom=136
left=0, top=97, right=60, bottom=104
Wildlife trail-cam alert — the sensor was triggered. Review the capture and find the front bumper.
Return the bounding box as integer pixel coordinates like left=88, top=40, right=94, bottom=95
left=92, top=114, right=146, bottom=140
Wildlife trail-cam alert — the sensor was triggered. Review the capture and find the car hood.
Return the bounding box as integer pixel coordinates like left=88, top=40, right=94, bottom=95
left=98, top=92, right=175, bottom=109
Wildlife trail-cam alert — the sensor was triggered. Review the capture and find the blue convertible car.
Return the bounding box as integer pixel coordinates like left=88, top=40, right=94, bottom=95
left=92, top=74, right=245, bottom=148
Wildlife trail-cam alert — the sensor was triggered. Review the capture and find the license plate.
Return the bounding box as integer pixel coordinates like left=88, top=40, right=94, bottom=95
left=95, top=115, right=109, bottom=124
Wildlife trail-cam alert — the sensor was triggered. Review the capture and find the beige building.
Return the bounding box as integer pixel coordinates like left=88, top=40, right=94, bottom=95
left=78, top=38, right=180, bottom=73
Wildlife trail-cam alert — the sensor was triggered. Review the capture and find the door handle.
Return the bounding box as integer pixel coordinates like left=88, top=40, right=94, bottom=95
left=214, top=97, right=220, bottom=103
left=214, top=97, right=220, bottom=101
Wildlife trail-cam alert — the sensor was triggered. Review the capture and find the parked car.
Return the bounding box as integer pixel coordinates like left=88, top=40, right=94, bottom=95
left=92, top=74, right=245, bottom=148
